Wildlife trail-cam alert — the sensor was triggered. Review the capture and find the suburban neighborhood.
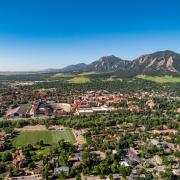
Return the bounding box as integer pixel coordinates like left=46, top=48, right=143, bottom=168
left=0, top=82, right=179, bottom=179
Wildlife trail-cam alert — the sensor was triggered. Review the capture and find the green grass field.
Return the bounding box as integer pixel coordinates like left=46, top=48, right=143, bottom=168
left=50, top=72, right=93, bottom=83
left=67, top=72, right=96, bottom=83
left=78, top=71, right=100, bottom=76
left=50, top=71, right=111, bottom=84
left=13, top=129, right=76, bottom=146
left=137, top=75, right=180, bottom=83
left=51, top=73, right=73, bottom=78
left=68, top=76, right=91, bottom=83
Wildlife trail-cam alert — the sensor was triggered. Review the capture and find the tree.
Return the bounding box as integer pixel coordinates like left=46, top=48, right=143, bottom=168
left=43, top=163, right=51, bottom=179
left=109, top=173, right=114, bottom=180
left=2, top=152, right=11, bottom=162
left=160, top=168, right=174, bottom=179
left=59, top=152, right=68, bottom=166
left=70, top=167, right=77, bottom=178
left=118, top=166, right=127, bottom=178
left=28, top=161, right=35, bottom=169
left=81, top=151, right=92, bottom=166
left=9, top=167, right=14, bottom=177
left=0, top=163, right=6, bottom=173
left=39, top=140, right=44, bottom=147
left=58, top=171, right=65, bottom=179
left=173, top=151, right=180, bottom=158
left=111, top=161, right=118, bottom=173
left=27, top=144, right=33, bottom=150
left=76, top=173, right=81, bottom=180
left=100, top=174, right=105, bottom=179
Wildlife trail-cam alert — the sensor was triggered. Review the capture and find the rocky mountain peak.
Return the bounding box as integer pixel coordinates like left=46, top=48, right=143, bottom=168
left=60, top=50, right=180, bottom=76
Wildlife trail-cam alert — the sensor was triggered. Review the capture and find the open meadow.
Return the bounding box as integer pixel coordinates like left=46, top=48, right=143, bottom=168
left=68, top=76, right=91, bottom=83
left=137, top=75, right=180, bottom=83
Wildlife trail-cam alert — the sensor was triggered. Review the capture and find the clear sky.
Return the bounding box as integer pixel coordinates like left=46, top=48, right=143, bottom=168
left=0, top=0, right=180, bottom=71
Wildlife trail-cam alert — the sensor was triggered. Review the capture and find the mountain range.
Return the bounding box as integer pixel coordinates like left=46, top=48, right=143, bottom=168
left=0, top=51, right=179, bottom=77
left=58, top=50, right=180, bottom=76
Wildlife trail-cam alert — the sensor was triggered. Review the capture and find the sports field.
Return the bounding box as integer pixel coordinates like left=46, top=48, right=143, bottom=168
left=13, top=128, right=76, bottom=146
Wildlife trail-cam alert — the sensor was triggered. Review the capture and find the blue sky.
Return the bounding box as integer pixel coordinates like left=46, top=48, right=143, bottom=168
left=0, top=0, right=180, bottom=71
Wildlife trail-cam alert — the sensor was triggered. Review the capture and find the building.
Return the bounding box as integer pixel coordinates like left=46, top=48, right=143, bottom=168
left=127, top=147, right=141, bottom=164
left=0, top=132, right=11, bottom=151
left=119, top=160, right=131, bottom=167
left=6, top=106, right=31, bottom=118
left=152, top=155, right=163, bottom=165
left=33, top=101, right=53, bottom=116
left=152, top=129, right=177, bottom=135
left=75, top=108, right=94, bottom=116
left=68, top=153, right=81, bottom=166
left=91, top=107, right=109, bottom=114
left=53, top=103, right=72, bottom=117
left=54, top=166, right=69, bottom=175
left=146, top=100, right=157, bottom=109
left=75, top=106, right=115, bottom=116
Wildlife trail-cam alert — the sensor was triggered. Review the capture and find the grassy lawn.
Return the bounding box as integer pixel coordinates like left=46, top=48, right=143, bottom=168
left=137, top=75, right=180, bottom=83
left=13, top=129, right=76, bottom=147
left=68, top=76, right=91, bottom=84
left=33, top=147, right=50, bottom=155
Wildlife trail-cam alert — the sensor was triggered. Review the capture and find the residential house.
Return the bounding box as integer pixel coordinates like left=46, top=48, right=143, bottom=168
left=146, top=100, right=157, bottom=109
left=12, top=150, right=28, bottom=168
left=127, top=147, right=141, bottom=164
left=119, top=160, right=131, bottom=167
left=6, top=106, right=31, bottom=118
left=54, top=166, right=69, bottom=175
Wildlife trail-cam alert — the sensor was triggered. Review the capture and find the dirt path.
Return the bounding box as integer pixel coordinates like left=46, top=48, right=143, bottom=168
left=15, top=125, right=47, bottom=131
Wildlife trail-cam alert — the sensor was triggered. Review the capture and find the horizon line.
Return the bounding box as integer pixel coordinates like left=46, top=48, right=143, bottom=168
left=0, top=49, right=179, bottom=72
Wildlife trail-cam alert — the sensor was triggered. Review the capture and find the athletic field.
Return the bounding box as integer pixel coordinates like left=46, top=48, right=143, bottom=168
left=13, top=128, right=76, bottom=146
